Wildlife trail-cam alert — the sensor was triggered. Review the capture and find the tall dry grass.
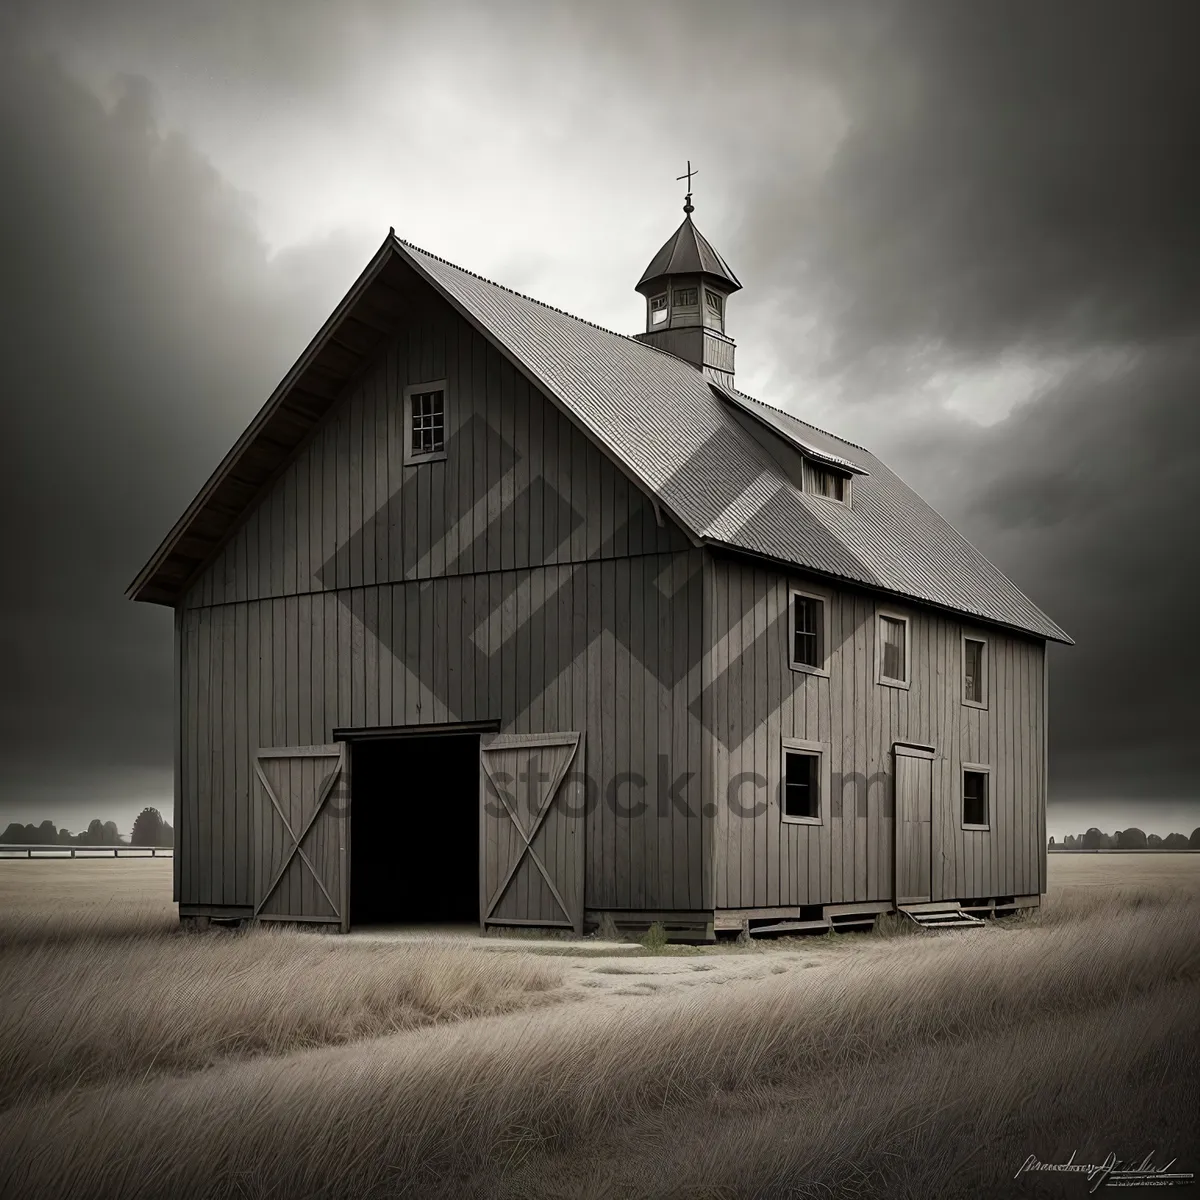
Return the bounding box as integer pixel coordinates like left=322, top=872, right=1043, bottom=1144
left=0, top=926, right=564, bottom=1109
left=2, top=889, right=1196, bottom=1199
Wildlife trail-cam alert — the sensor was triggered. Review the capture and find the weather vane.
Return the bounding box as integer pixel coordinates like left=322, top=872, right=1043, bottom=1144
left=676, top=159, right=698, bottom=213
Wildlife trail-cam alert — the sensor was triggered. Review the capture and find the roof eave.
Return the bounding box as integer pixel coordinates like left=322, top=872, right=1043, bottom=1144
left=126, top=232, right=400, bottom=606
left=701, top=538, right=1074, bottom=645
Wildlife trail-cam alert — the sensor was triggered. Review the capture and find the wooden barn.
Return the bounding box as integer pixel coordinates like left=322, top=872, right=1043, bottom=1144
left=128, top=194, right=1072, bottom=940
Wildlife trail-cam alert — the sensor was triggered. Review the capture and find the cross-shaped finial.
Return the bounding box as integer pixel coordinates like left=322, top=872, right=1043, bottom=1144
left=676, top=160, right=698, bottom=213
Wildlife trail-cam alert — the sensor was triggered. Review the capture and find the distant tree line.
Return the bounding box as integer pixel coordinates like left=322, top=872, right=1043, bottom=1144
left=1, top=807, right=173, bottom=847
left=1048, top=828, right=1200, bottom=850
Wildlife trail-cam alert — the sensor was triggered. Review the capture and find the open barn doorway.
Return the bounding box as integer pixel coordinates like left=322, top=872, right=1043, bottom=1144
left=349, top=733, right=481, bottom=928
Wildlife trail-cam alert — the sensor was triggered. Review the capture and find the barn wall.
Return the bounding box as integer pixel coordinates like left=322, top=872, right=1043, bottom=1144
left=709, top=552, right=1046, bottom=909
left=178, top=296, right=711, bottom=915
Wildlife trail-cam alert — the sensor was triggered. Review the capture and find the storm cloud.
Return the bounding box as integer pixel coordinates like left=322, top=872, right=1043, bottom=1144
left=1, top=1, right=1196, bottom=835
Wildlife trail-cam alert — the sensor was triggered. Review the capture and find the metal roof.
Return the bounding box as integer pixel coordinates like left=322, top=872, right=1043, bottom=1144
left=129, top=229, right=1070, bottom=644
left=711, top=382, right=870, bottom=476
left=635, top=214, right=742, bottom=294
left=397, top=237, right=1070, bottom=644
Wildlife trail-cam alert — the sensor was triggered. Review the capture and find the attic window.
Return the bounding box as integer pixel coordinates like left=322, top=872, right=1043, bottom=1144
left=802, top=459, right=849, bottom=504
left=403, top=380, right=448, bottom=464
left=704, top=288, right=723, bottom=314
left=650, top=294, right=668, bottom=325
left=673, top=287, right=698, bottom=307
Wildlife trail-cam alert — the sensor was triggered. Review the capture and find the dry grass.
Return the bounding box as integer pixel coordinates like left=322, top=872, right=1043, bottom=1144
left=1, top=871, right=1197, bottom=1199
left=0, top=926, right=565, bottom=1110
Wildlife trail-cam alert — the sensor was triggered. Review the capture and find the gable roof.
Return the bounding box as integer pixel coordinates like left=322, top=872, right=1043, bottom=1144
left=128, top=230, right=1071, bottom=645
left=635, top=214, right=742, bottom=294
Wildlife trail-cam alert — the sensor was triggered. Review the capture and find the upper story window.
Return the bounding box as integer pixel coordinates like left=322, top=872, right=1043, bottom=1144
left=802, top=458, right=848, bottom=504
left=650, top=294, right=668, bottom=325
left=877, top=612, right=909, bottom=687
left=963, top=635, right=988, bottom=708
left=673, top=286, right=698, bottom=307
left=403, top=380, right=448, bottom=465
left=789, top=587, right=829, bottom=676
left=704, top=288, right=723, bottom=314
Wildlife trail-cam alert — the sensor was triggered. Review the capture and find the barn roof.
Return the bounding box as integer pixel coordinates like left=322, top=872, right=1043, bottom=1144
left=128, top=231, right=1071, bottom=644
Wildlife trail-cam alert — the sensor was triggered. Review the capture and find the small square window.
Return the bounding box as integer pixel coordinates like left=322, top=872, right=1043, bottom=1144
left=783, top=751, right=819, bottom=820
left=963, top=637, right=987, bottom=706
left=790, top=591, right=827, bottom=673
left=963, top=768, right=989, bottom=828
left=802, top=458, right=847, bottom=503
left=673, top=286, right=698, bottom=306
left=404, top=381, right=448, bottom=464
left=878, top=613, right=908, bottom=686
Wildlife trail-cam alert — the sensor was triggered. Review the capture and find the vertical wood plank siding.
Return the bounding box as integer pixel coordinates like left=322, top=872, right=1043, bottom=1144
left=710, top=554, right=1045, bottom=908
left=179, top=299, right=707, bottom=912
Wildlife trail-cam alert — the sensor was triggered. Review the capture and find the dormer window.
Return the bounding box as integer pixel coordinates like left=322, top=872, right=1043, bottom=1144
left=802, top=459, right=849, bottom=504
left=704, top=288, right=723, bottom=314
left=650, top=294, right=668, bottom=325
left=673, top=286, right=698, bottom=307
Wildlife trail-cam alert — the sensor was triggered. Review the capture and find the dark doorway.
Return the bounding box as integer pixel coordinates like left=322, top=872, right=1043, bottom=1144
left=349, top=733, right=480, bottom=926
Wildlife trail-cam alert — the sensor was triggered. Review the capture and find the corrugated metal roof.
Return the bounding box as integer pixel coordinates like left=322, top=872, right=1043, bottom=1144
left=635, top=214, right=742, bottom=293
left=397, top=236, right=1072, bottom=644
left=712, top=382, right=870, bottom=476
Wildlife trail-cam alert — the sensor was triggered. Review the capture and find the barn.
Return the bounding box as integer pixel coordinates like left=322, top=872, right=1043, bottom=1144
left=128, top=193, right=1072, bottom=940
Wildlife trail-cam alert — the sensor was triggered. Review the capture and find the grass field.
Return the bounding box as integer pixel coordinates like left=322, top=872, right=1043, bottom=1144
left=1, top=856, right=1197, bottom=1198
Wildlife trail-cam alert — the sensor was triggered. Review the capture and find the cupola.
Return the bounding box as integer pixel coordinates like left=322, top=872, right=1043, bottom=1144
left=634, top=164, right=741, bottom=387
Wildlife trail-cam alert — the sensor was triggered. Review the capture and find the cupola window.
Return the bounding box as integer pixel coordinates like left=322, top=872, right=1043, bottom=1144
left=704, top=288, right=723, bottom=314
left=673, top=286, right=698, bottom=307
left=650, top=294, right=668, bottom=325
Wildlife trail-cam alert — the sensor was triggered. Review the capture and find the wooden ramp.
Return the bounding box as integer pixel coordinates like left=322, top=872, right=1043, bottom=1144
left=899, top=902, right=987, bottom=929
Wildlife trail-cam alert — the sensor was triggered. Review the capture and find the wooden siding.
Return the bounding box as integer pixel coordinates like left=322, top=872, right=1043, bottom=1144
left=178, top=294, right=709, bottom=915
left=709, top=553, right=1046, bottom=908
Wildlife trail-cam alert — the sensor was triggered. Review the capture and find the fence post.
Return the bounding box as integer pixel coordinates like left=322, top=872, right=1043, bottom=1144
left=114, top=848, right=118, bottom=858
left=71, top=848, right=75, bottom=858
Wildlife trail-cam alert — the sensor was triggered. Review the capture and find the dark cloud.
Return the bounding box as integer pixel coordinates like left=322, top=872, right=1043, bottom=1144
left=886, top=339, right=1200, bottom=801
left=0, top=46, right=371, bottom=831
left=769, top=1, right=1200, bottom=360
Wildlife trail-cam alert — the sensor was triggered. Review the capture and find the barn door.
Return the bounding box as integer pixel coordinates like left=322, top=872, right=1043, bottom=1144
left=480, top=732, right=584, bottom=934
left=254, top=744, right=349, bottom=931
left=894, top=743, right=934, bottom=905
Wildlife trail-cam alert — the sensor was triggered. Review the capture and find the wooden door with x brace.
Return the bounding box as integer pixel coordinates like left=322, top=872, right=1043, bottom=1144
left=480, top=732, right=584, bottom=935
left=252, top=744, right=350, bottom=931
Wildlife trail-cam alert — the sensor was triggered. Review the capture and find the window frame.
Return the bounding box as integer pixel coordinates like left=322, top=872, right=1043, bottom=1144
left=875, top=609, right=911, bottom=689
left=672, top=285, right=699, bottom=308
left=788, top=585, right=831, bottom=678
left=961, top=763, right=991, bottom=830
left=961, top=632, right=989, bottom=710
left=780, top=737, right=829, bottom=826
left=403, top=379, right=449, bottom=465
left=801, top=457, right=851, bottom=506
left=649, top=293, right=668, bottom=326
left=704, top=287, right=723, bottom=314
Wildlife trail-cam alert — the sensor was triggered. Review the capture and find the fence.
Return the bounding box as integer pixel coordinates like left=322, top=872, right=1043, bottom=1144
left=0, top=844, right=173, bottom=859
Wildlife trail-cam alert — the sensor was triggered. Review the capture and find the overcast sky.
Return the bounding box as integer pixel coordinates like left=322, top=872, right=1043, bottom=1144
left=2, top=0, right=1197, bottom=840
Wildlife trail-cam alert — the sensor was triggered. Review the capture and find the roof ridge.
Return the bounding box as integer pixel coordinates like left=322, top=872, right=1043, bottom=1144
left=395, top=234, right=723, bottom=371
left=731, top=387, right=871, bottom=455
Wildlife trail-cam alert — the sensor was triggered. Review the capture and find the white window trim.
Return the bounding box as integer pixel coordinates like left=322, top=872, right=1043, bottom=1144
left=961, top=632, right=989, bottom=710
left=780, top=737, right=829, bottom=826
left=403, top=379, right=449, bottom=465
left=788, top=585, right=831, bottom=677
left=875, top=609, right=911, bottom=689
left=961, top=762, right=991, bottom=830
